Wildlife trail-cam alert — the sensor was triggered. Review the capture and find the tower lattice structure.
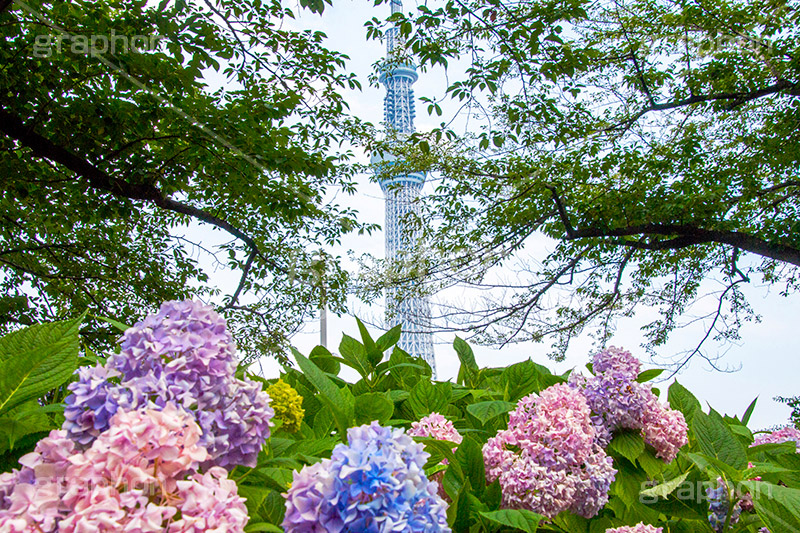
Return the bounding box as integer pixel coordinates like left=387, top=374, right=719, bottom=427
left=372, top=0, right=435, bottom=374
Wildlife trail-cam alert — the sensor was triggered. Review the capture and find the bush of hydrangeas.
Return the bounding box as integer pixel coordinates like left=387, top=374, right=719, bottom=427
left=1, top=300, right=798, bottom=532
left=0, top=300, right=274, bottom=531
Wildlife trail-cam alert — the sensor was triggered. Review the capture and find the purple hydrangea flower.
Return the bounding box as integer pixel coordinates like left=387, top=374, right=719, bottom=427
left=582, top=373, right=656, bottom=431
left=62, top=300, right=273, bottom=469
left=570, top=347, right=687, bottom=462
left=707, top=478, right=741, bottom=532
left=592, top=347, right=641, bottom=378
left=283, top=422, right=450, bottom=533
left=197, top=377, right=275, bottom=469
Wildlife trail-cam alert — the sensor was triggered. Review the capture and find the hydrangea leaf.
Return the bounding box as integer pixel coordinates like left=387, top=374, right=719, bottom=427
left=692, top=410, right=747, bottom=470
left=551, top=510, right=589, bottom=533
left=338, top=334, right=372, bottom=379
left=635, top=368, right=664, bottom=383
left=292, top=349, right=354, bottom=436
left=455, top=436, right=485, bottom=497
left=742, top=481, right=800, bottom=532
left=375, top=325, right=402, bottom=353
left=500, top=359, right=542, bottom=400
left=453, top=336, right=478, bottom=387
left=408, top=380, right=451, bottom=419
left=354, top=392, right=394, bottom=425
left=609, top=430, right=646, bottom=464
left=667, top=381, right=701, bottom=427
left=479, top=509, right=543, bottom=532
left=741, top=397, right=758, bottom=426
left=0, top=314, right=83, bottom=416
left=243, top=522, right=283, bottom=533
left=639, top=471, right=690, bottom=499
left=309, top=345, right=340, bottom=375
left=466, top=400, right=516, bottom=425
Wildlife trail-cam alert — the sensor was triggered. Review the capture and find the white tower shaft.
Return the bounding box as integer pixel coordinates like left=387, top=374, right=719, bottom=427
left=375, top=0, right=435, bottom=374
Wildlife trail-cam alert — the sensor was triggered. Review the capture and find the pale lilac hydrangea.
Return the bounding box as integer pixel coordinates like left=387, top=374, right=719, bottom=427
left=483, top=384, right=616, bottom=518
left=62, top=300, right=274, bottom=468
left=570, top=347, right=687, bottom=462
left=580, top=347, right=657, bottom=431
left=751, top=426, right=800, bottom=452
left=606, top=525, right=663, bottom=533
left=0, top=404, right=248, bottom=532
left=283, top=421, right=450, bottom=533
left=592, top=347, right=641, bottom=377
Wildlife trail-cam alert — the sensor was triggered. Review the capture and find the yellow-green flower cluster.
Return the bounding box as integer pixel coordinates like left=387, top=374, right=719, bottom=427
left=266, top=379, right=305, bottom=433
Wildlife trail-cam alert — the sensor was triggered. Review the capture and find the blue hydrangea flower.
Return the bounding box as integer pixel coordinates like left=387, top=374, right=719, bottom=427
left=283, top=422, right=451, bottom=532
left=63, top=365, right=132, bottom=445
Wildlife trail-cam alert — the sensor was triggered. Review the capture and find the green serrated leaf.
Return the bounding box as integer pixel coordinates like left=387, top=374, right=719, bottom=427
left=479, top=509, right=543, bottom=532
left=93, top=314, right=130, bottom=333
left=375, top=325, right=401, bottom=352
left=408, top=381, right=451, bottom=419
left=354, top=392, right=394, bottom=425
left=743, top=481, right=800, bottom=532
left=640, top=471, right=690, bottom=499
left=668, top=381, right=701, bottom=426
left=453, top=336, right=478, bottom=386
left=309, top=345, right=340, bottom=375
left=0, top=314, right=83, bottom=416
left=455, top=436, right=485, bottom=496
left=609, top=430, right=645, bottom=463
left=292, top=349, right=353, bottom=436
left=741, top=397, right=758, bottom=426
left=500, top=359, right=541, bottom=400
left=466, top=400, right=515, bottom=425
left=244, top=523, right=283, bottom=533
left=693, top=410, right=747, bottom=470
left=355, top=318, right=383, bottom=368
left=338, top=334, right=372, bottom=378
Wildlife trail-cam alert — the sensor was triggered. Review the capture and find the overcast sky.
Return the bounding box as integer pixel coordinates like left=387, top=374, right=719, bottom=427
left=248, top=0, right=799, bottom=430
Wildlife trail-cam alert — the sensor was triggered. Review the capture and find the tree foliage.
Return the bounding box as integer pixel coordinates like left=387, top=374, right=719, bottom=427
left=0, top=0, right=373, bottom=358
left=364, top=0, right=800, bottom=364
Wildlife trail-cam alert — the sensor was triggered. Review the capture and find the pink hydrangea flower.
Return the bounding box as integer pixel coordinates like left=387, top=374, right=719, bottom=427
left=752, top=427, right=800, bottom=452
left=408, top=412, right=463, bottom=445
left=0, top=404, right=247, bottom=532
left=408, top=413, right=463, bottom=499
left=169, top=467, right=248, bottom=532
left=606, top=525, right=663, bottom=533
left=641, top=400, right=688, bottom=463
left=483, top=384, right=616, bottom=518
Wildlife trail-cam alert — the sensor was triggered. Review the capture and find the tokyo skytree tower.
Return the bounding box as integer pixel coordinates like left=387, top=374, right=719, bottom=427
left=371, top=0, right=436, bottom=374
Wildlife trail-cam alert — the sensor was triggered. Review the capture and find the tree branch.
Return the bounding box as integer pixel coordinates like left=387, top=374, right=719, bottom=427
left=667, top=278, right=746, bottom=378
left=603, top=79, right=800, bottom=132
left=0, top=107, right=284, bottom=290
left=546, top=186, right=800, bottom=267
